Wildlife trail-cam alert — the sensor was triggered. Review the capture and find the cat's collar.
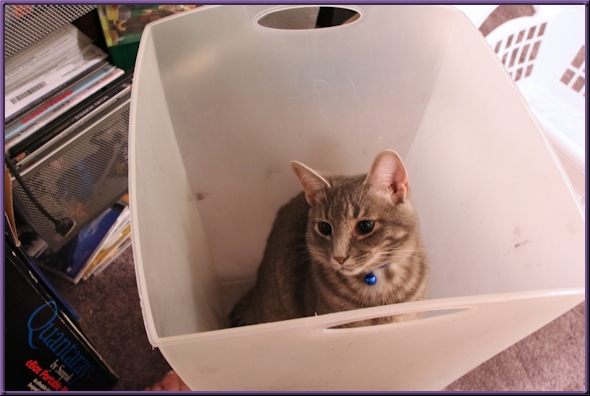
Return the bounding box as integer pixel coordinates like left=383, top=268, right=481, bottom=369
left=364, top=263, right=390, bottom=286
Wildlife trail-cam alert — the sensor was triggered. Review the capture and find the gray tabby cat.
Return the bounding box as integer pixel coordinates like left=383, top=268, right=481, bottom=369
left=229, top=149, right=429, bottom=328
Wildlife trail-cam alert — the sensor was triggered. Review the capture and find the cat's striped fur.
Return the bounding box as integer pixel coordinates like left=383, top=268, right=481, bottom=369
left=229, top=149, right=429, bottom=328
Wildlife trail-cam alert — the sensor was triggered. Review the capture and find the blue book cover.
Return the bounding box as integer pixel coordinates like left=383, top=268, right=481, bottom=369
left=36, top=204, right=124, bottom=283
left=4, top=239, right=119, bottom=390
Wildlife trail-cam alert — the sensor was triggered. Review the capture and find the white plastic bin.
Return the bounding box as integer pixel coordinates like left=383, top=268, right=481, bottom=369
left=129, top=5, right=585, bottom=390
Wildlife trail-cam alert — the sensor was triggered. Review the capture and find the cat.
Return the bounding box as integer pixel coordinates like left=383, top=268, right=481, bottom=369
left=229, top=149, right=429, bottom=328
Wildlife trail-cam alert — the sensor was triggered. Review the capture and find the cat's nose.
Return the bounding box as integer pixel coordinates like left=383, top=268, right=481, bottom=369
left=334, top=256, right=349, bottom=265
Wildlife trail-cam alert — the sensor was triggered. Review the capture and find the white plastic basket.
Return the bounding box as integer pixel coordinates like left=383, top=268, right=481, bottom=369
left=488, top=5, right=585, bottom=209
left=458, top=5, right=586, bottom=210
left=129, top=5, right=585, bottom=390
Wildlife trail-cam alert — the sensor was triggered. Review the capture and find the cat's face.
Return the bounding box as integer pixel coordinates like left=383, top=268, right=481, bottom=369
left=305, top=175, right=418, bottom=276
left=291, top=149, right=419, bottom=277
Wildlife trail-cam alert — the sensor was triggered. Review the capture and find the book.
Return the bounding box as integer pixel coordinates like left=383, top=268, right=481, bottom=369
left=80, top=204, right=131, bottom=280
left=89, top=230, right=131, bottom=278
left=5, top=64, right=123, bottom=146
left=4, top=239, right=119, bottom=391
left=5, top=23, right=108, bottom=120
left=8, top=71, right=133, bottom=165
left=34, top=203, right=126, bottom=284
left=5, top=206, right=81, bottom=323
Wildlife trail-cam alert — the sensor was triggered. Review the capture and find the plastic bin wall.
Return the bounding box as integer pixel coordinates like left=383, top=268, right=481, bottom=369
left=129, top=5, right=585, bottom=390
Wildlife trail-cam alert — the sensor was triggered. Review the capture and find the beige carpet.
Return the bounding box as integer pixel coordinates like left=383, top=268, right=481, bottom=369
left=444, top=302, right=585, bottom=391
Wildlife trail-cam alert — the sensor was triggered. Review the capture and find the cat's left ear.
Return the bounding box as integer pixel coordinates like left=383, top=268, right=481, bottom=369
left=291, top=161, right=331, bottom=205
left=364, top=149, right=409, bottom=203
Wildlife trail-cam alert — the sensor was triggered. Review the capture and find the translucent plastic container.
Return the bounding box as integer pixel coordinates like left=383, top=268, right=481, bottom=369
left=129, top=5, right=585, bottom=390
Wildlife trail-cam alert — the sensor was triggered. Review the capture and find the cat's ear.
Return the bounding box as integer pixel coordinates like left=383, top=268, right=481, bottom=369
left=364, top=149, right=409, bottom=203
left=291, top=161, right=331, bottom=205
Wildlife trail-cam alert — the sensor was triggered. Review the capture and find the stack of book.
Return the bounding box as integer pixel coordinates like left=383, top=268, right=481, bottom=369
left=5, top=22, right=133, bottom=284
left=5, top=22, right=132, bottom=167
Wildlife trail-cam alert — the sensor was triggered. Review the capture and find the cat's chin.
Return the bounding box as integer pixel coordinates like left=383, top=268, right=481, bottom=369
left=338, top=268, right=364, bottom=276
left=316, top=256, right=383, bottom=276
left=318, top=259, right=382, bottom=276
left=339, top=260, right=392, bottom=277
left=335, top=265, right=367, bottom=277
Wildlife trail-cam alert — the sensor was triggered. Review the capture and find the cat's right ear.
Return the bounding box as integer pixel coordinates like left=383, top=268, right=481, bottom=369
left=290, top=161, right=331, bottom=205
left=364, top=149, right=409, bottom=203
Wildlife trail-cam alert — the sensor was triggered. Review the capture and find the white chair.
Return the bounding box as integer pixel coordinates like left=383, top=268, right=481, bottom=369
left=455, top=5, right=586, bottom=212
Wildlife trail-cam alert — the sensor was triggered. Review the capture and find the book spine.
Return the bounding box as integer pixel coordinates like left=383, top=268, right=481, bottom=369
left=5, top=43, right=108, bottom=119
left=19, top=88, right=130, bottom=162
left=5, top=59, right=109, bottom=124
left=5, top=64, right=118, bottom=141
left=87, top=237, right=132, bottom=279
left=5, top=68, right=125, bottom=153
left=9, top=73, right=132, bottom=161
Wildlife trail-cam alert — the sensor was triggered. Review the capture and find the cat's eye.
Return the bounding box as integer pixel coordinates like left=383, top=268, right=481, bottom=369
left=356, top=220, right=375, bottom=234
left=317, top=222, right=332, bottom=236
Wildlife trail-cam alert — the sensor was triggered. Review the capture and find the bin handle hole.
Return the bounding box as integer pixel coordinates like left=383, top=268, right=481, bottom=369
left=324, top=307, right=473, bottom=331
left=256, top=6, right=361, bottom=30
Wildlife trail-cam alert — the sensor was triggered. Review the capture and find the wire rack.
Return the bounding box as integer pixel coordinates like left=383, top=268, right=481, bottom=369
left=5, top=4, right=133, bottom=252
left=4, top=5, right=97, bottom=59
left=12, top=107, right=130, bottom=251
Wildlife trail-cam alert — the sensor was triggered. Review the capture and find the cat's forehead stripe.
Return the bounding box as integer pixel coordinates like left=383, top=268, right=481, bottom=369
left=324, top=182, right=370, bottom=221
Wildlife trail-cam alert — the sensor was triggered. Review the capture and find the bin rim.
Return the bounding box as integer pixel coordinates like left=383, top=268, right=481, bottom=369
left=144, top=287, right=583, bottom=347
